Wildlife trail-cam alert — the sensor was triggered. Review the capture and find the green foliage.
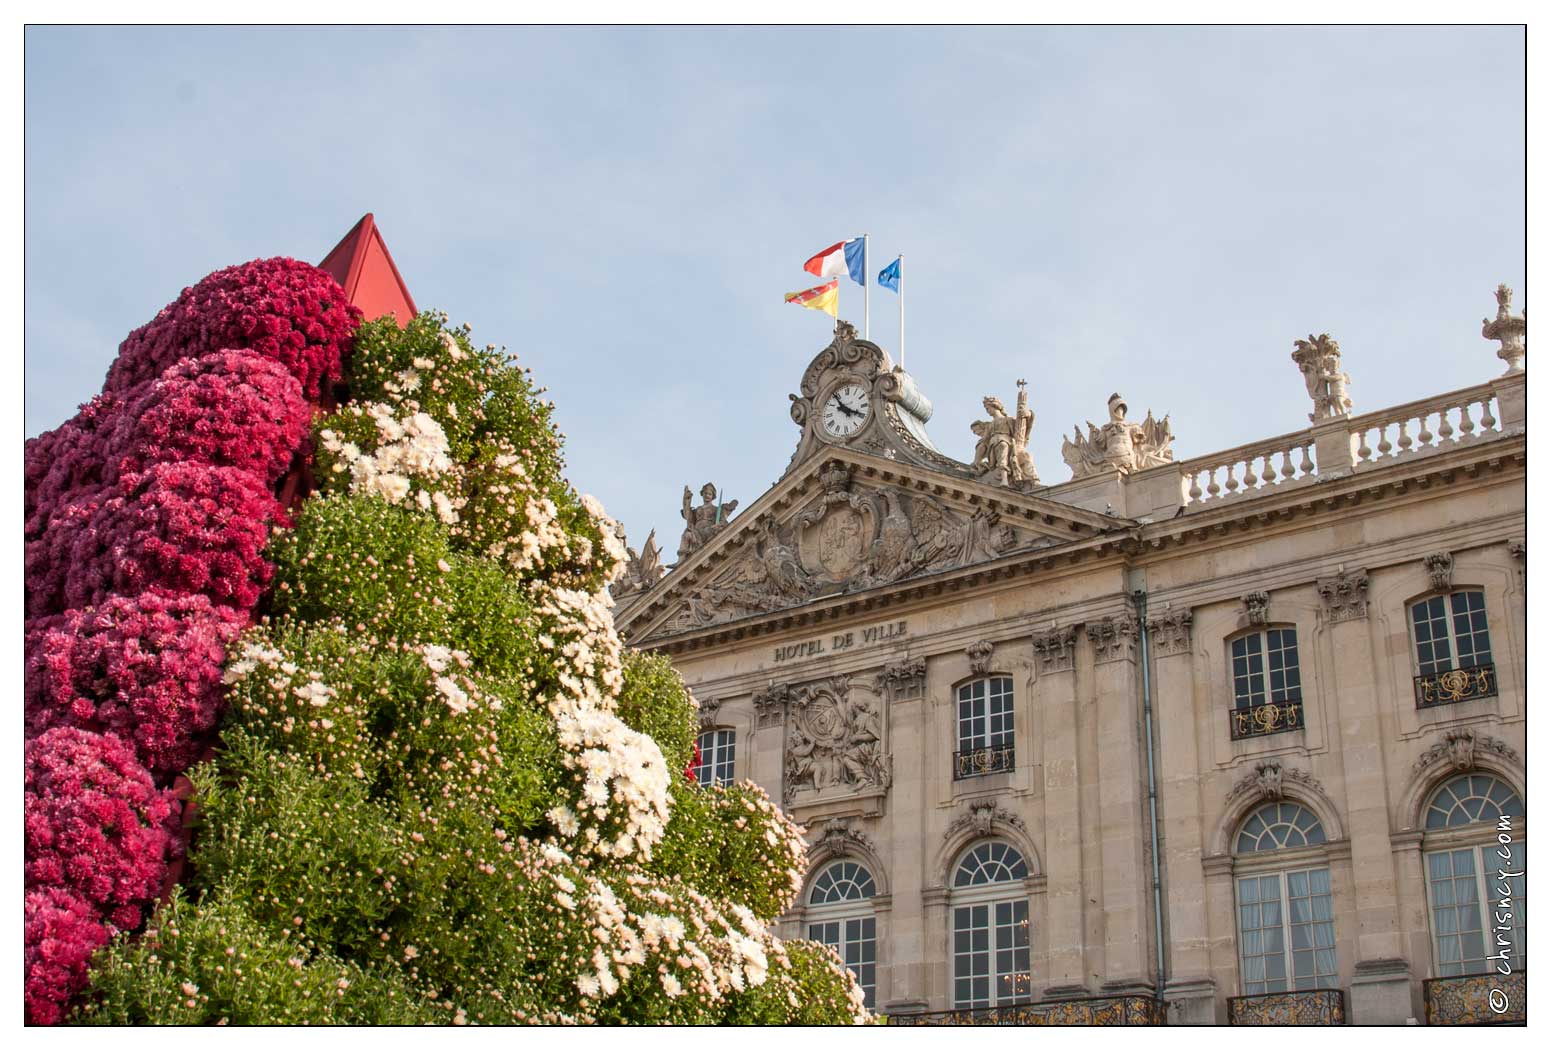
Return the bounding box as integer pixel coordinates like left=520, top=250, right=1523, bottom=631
left=76, top=890, right=435, bottom=1025
left=615, top=652, right=697, bottom=776
left=267, top=494, right=455, bottom=644
left=721, top=940, right=875, bottom=1026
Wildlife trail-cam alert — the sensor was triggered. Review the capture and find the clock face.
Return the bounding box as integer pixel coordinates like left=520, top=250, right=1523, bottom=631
left=821, top=382, right=871, bottom=438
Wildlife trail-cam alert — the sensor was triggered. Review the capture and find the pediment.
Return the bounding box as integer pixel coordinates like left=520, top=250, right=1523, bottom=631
left=617, top=449, right=1129, bottom=644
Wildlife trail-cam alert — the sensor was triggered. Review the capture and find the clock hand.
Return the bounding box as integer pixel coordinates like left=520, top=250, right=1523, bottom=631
left=835, top=401, right=859, bottom=418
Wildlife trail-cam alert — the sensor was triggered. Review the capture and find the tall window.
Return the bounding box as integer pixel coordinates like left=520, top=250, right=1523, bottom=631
left=807, top=860, right=878, bottom=1008
left=1410, top=591, right=1497, bottom=707
left=1423, top=774, right=1525, bottom=977
left=951, top=841, right=1030, bottom=1008
left=955, top=677, right=1014, bottom=778
left=695, top=728, right=735, bottom=787
left=1229, top=628, right=1304, bottom=738
left=1233, top=802, right=1338, bottom=994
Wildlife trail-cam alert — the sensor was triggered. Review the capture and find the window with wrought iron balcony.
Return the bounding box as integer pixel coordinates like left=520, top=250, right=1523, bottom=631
left=954, top=676, right=1014, bottom=779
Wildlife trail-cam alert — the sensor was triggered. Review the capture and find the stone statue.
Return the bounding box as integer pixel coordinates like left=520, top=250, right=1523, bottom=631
left=1482, top=283, right=1527, bottom=373
left=970, top=380, right=1038, bottom=488
left=610, top=528, right=665, bottom=599
left=1290, top=333, right=1353, bottom=420
left=1061, top=393, right=1174, bottom=478
left=678, top=482, right=738, bottom=560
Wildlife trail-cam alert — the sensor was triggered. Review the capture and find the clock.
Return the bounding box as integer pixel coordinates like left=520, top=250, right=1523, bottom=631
left=821, top=382, right=871, bottom=439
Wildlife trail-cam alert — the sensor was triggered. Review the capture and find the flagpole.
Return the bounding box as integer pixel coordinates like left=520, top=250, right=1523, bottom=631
left=899, top=253, right=905, bottom=370
left=862, top=234, right=870, bottom=340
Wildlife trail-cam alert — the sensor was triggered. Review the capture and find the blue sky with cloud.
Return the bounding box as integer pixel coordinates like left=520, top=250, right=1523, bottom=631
left=25, top=26, right=1524, bottom=553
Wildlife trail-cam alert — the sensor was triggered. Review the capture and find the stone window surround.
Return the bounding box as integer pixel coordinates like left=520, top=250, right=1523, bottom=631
left=1403, top=586, right=1493, bottom=678
left=1201, top=600, right=1328, bottom=768
left=1225, top=623, right=1306, bottom=710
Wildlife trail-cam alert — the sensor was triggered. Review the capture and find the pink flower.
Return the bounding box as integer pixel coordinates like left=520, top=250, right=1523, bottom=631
left=24, top=887, right=110, bottom=1026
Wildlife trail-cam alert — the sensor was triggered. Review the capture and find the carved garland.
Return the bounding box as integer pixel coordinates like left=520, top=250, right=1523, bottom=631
left=1412, top=728, right=1521, bottom=776
left=1227, top=760, right=1326, bottom=807
left=942, top=799, right=1028, bottom=843
left=809, top=817, right=881, bottom=864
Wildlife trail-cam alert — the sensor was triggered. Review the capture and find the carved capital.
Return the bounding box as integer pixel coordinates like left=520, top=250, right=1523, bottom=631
left=943, top=799, right=1027, bottom=843
left=1413, top=728, right=1521, bottom=775
left=1243, top=591, right=1271, bottom=627
left=875, top=658, right=926, bottom=701
left=1031, top=625, right=1078, bottom=674
left=1147, top=610, right=1193, bottom=658
left=966, top=639, right=996, bottom=676
left=753, top=683, right=791, bottom=728
left=1086, top=615, right=1139, bottom=664
left=1424, top=552, right=1454, bottom=592
left=1316, top=570, right=1369, bottom=623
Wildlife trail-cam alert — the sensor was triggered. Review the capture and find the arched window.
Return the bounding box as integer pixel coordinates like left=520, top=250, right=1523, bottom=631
left=1423, top=774, right=1525, bottom=977
left=695, top=728, right=735, bottom=787
left=1410, top=590, right=1497, bottom=707
left=955, top=676, right=1014, bottom=778
left=951, top=841, right=1030, bottom=1008
left=1228, top=627, right=1305, bottom=739
left=806, top=860, right=878, bottom=1008
left=1233, top=803, right=1337, bottom=995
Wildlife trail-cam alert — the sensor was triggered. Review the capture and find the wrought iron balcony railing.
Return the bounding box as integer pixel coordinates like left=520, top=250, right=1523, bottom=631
left=954, top=744, right=1014, bottom=780
left=1414, top=662, right=1498, bottom=709
left=1229, top=700, right=1304, bottom=740
left=888, top=994, right=1165, bottom=1026
left=1424, top=970, right=1526, bottom=1025
left=1227, top=988, right=1345, bottom=1025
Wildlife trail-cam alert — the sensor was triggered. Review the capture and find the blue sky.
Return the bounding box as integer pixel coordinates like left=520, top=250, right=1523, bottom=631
left=25, top=26, right=1525, bottom=555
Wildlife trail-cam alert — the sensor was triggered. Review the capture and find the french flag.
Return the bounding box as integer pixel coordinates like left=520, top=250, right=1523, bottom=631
left=804, top=238, right=867, bottom=286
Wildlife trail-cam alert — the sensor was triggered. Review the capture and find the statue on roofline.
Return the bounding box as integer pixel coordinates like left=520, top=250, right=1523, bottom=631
left=1061, top=392, right=1174, bottom=479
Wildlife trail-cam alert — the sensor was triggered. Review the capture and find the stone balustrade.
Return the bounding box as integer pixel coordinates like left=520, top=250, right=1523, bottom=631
left=1177, top=430, right=1319, bottom=507
left=1171, top=379, right=1515, bottom=510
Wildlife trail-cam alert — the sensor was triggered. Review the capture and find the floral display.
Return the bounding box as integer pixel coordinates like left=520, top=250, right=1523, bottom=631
left=24, top=256, right=867, bottom=1025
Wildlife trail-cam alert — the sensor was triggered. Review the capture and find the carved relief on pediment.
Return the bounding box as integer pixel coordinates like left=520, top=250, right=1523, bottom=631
left=654, top=481, right=1036, bottom=636
left=782, top=675, right=890, bottom=806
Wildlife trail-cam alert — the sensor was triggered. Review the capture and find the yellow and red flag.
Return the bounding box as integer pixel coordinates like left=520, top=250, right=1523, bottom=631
left=784, top=279, right=838, bottom=317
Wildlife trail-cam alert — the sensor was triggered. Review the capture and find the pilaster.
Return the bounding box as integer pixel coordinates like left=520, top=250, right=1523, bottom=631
left=1032, top=624, right=1084, bottom=988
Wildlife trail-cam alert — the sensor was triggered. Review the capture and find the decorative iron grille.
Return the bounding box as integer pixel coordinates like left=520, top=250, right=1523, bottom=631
left=1229, top=700, right=1304, bottom=740
left=1414, top=663, right=1497, bottom=709
left=1424, top=971, right=1526, bottom=1025
left=888, top=994, right=1165, bottom=1026
left=1226, top=989, right=1345, bottom=1025
left=953, top=745, right=1014, bottom=780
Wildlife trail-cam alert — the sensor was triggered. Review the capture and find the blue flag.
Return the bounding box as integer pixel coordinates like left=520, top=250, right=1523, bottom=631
left=878, top=256, right=901, bottom=292
left=843, top=238, right=867, bottom=286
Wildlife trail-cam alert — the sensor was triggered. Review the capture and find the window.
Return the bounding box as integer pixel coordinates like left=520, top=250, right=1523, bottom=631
left=1233, top=803, right=1338, bottom=995
left=695, top=728, right=735, bottom=787
left=1410, top=591, right=1497, bottom=707
left=951, top=842, right=1030, bottom=1008
left=1228, top=628, right=1304, bottom=739
left=807, top=860, right=878, bottom=1008
left=1423, top=774, right=1525, bottom=977
left=955, top=677, right=1014, bottom=778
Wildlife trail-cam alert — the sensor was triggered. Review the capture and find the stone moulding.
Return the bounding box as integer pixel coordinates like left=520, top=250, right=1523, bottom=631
left=1227, top=760, right=1325, bottom=806
left=809, top=816, right=880, bottom=863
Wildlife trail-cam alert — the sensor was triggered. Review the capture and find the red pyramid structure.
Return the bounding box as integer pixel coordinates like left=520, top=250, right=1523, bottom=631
left=318, top=213, right=418, bottom=327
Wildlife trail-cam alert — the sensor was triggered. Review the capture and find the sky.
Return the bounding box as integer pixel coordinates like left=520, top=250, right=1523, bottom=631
left=24, top=26, right=1526, bottom=557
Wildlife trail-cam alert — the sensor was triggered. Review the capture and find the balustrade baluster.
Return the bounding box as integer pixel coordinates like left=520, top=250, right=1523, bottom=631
left=1260, top=455, right=1276, bottom=485
left=1418, top=411, right=1434, bottom=446
left=1224, top=460, right=1240, bottom=493
left=1376, top=422, right=1392, bottom=457
left=1299, top=444, right=1314, bottom=477
left=1356, top=427, right=1372, bottom=462
left=1280, top=450, right=1295, bottom=479
left=1458, top=401, right=1475, bottom=436
left=1437, top=405, right=1455, bottom=441
left=1397, top=419, right=1413, bottom=451
left=1480, top=397, right=1496, bottom=431
left=1206, top=466, right=1221, bottom=498
left=1188, top=471, right=1202, bottom=502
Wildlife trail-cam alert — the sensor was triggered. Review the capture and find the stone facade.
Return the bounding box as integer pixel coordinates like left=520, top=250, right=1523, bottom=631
left=616, top=296, right=1527, bottom=1025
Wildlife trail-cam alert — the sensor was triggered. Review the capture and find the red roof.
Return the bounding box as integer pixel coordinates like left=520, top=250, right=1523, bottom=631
left=318, top=213, right=417, bottom=327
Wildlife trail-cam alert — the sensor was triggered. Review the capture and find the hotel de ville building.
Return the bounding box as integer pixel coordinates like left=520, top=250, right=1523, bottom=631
left=612, top=287, right=1528, bottom=1026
